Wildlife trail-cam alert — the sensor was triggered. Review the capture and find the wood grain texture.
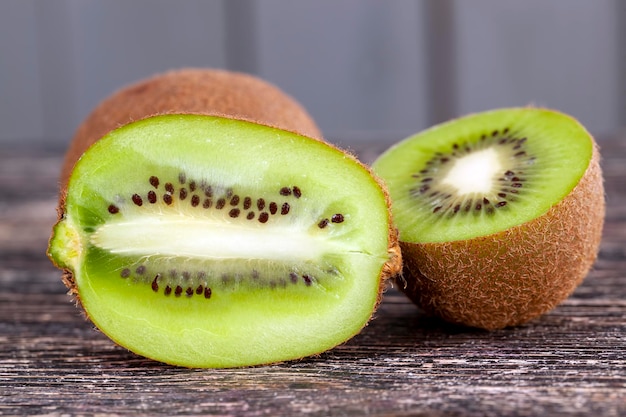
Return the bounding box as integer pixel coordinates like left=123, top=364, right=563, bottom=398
left=0, top=138, right=624, bottom=416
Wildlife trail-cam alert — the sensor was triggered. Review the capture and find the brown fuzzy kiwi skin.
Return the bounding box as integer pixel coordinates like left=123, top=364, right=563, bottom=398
left=50, top=68, right=403, bottom=352
left=59, top=68, right=323, bottom=187
left=398, top=143, right=604, bottom=330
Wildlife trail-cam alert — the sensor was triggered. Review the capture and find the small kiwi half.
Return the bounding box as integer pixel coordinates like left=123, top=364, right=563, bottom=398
left=372, top=108, right=604, bottom=330
left=48, top=69, right=401, bottom=368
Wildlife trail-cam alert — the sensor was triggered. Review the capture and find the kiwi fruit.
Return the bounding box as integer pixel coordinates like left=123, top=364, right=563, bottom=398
left=372, top=107, right=604, bottom=330
left=48, top=69, right=402, bottom=368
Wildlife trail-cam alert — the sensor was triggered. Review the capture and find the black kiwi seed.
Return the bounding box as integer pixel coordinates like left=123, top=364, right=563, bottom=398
left=136, top=265, right=146, bottom=275
left=302, top=275, right=313, bottom=286
left=204, top=186, right=213, bottom=198
left=186, top=287, right=194, bottom=297
left=152, top=275, right=160, bottom=292
left=204, top=287, right=212, bottom=299
left=216, top=198, right=226, bottom=209
left=292, top=186, right=302, bottom=198
left=175, top=286, right=183, bottom=297
left=195, top=285, right=203, bottom=295
left=108, top=204, right=120, bottom=214
left=281, top=203, right=290, bottom=215
left=269, top=202, right=278, bottom=215
left=229, top=208, right=240, bottom=218
left=243, top=197, right=252, bottom=210
left=258, top=212, right=269, bottom=223
left=189, top=181, right=197, bottom=192
left=120, top=268, right=130, bottom=278
left=226, top=188, right=233, bottom=198
left=163, top=194, right=173, bottom=205
left=289, top=272, right=298, bottom=284
left=203, top=198, right=212, bottom=209
left=191, top=195, right=200, bottom=207
left=246, top=211, right=255, bottom=220
left=230, top=195, right=240, bottom=206
left=149, top=176, right=159, bottom=188
left=147, top=191, right=157, bottom=204
left=164, top=285, right=172, bottom=296
left=280, top=187, right=292, bottom=196
left=165, top=183, right=174, bottom=194
left=179, top=188, right=188, bottom=200
left=318, top=219, right=329, bottom=229
left=178, top=172, right=186, bottom=184
left=331, top=214, right=344, bottom=223
left=132, top=194, right=143, bottom=206
left=257, top=198, right=266, bottom=211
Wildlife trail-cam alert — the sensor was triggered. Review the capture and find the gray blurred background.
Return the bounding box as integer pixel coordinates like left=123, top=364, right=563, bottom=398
left=1, top=0, right=624, bottom=147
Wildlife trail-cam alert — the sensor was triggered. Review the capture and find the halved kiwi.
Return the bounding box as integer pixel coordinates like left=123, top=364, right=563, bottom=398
left=48, top=69, right=401, bottom=368
left=373, top=108, right=604, bottom=330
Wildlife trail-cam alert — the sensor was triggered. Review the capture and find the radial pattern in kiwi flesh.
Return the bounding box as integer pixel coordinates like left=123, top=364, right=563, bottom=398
left=373, top=108, right=604, bottom=330
left=48, top=114, right=397, bottom=367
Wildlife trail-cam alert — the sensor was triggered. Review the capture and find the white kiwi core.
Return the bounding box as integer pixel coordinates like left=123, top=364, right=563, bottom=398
left=91, top=213, right=338, bottom=261
left=442, top=148, right=503, bottom=195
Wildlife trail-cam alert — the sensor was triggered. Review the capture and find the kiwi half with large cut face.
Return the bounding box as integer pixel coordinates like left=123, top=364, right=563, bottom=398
left=372, top=108, right=604, bottom=330
left=48, top=69, right=401, bottom=368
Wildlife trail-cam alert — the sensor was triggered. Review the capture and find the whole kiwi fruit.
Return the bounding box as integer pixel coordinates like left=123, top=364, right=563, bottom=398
left=48, top=68, right=402, bottom=367
left=372, top=108, right=604, bottom=330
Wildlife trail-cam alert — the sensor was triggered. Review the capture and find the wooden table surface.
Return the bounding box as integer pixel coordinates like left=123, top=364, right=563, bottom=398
left=1, top=136, right=624, bottom=416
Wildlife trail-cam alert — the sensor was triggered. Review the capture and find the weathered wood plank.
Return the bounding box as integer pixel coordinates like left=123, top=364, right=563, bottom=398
left=0, top=139, right=624, bottom=416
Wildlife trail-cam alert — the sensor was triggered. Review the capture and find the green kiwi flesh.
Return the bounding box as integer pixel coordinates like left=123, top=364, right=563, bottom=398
left=48, top=114, right=396, bottom=367
left=373, top=108, right=604, bottom=330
